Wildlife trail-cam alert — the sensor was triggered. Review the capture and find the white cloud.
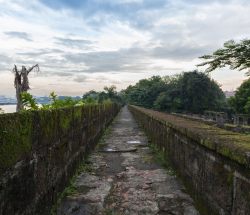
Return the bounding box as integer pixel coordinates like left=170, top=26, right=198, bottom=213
left=0, top=0, right=249, bottom=97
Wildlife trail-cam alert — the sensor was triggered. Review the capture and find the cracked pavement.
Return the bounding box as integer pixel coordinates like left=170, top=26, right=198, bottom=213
left=57, top=106, right=199, bottom=215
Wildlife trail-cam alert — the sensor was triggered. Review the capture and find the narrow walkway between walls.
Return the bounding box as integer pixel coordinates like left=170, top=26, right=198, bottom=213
left=57, top=106, right=199, bottom=215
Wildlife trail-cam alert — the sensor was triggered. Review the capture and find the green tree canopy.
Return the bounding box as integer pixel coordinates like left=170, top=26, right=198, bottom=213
left=124, top=71, right=226, bottom=114
left=82, top=86, right=124, bottom=104
left=177, top=71, right=226, bottom=113
left=82, top=90, right=99, bottom=100
left=124, top=76, right=167, bottom=108
left=98, top=85, right=124, bottom=104
left=228, top=78, right=250, bottom=114
left=198, top=39, right=250, bottom=74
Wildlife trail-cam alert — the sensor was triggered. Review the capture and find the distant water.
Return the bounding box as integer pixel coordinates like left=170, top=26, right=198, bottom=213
left=0, top=105, right=16, bottom=113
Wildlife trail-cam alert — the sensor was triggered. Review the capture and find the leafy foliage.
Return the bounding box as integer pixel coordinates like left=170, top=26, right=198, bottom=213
left=176, top=71, right=226, bottom=113
left=43, top=92, right=83, bottom=109
left=20, top=92, right=39, bottom=110
left=82, top=90, right=99, bottom=100
left=228, top=78, right=250, bottom=114
left=124, top=71, right=226, bottom=114
left=153, top=75, right=182, bottom=112
left=83, top=85, right=124, bottom=105
left=20, top=85, right=124, bottom=111
left=124, top=76, right=167, bottom=108
left=20, top=92, right=83, bottom=111
left=198, top=39, right=250, bottom=74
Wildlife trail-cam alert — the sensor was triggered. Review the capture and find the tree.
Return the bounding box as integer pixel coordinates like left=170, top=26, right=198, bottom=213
left=177, top=71, right=225, bottom=113
left=104, top=85, right=117, bottom=98
left=198, top=39, right=250, bottom=74
left=13, top=64, right=39, bottom=111
left=98, top=85, right=124, bottom=104
left=228, top=78, right=250, bottom=114
left=82, top=90, right=99, bottom=100
left=125, top=71, right=226, bottom=114
left=153, top=75, right=181, bottom=112
left=154, top=92, right=182, bottom=111
left=124, top=76, right=167, bottom=108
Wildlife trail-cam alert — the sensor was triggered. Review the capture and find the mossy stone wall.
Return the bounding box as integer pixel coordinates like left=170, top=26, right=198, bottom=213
left=129, top=105, right=250, bottom=215
left=0, top=103, right=120, bottom=215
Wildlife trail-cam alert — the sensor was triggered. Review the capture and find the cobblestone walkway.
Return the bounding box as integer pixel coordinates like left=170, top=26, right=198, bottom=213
left=57, top=106, right=199, bottom=215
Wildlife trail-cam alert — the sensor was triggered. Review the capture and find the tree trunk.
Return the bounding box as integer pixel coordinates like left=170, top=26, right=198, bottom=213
left=16, top=83, right=23, bottom=112
left=13, top=64, right=39, bottom=112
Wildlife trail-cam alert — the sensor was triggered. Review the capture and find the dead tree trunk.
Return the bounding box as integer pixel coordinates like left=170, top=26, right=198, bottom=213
left=13, top=64, right=39, bottom=112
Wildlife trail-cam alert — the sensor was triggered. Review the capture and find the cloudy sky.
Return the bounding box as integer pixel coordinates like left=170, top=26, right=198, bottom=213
left=0, top=0, right=249, bottom=97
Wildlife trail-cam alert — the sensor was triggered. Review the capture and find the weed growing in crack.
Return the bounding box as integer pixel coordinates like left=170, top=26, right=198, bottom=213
left=148, top=142, right=176, bottom=176
left=50, top=159, right=93, bottom=215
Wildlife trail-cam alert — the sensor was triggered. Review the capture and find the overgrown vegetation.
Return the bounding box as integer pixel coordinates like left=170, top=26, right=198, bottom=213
left=20, top=91, right=82, bottom=111
left=83, top=85, right=124, bottom=105
left=228, top=78, right=250, bottom=114
left=20, top=85, right=124, bottom=111
left=50, top=160, right=93, bottom=215
left=0, top=111, right=33, bottom=175
left=148, top=142, right=175, bottom=176
left=96, top=126, right=113, bottom=150
left=124, top=70, right=226, bottom=114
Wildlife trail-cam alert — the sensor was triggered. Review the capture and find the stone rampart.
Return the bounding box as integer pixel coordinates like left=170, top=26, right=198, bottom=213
left=0, top=103, right=120, bottom=215
left=129, top=105, right=250, bottom=215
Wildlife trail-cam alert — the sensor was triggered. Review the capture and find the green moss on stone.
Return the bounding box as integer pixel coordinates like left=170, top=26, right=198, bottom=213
left=73, top=106, right=82, bottom=120
left=130, top=105, right=250, bottom=167
left=59, top=108, right=72, bottom=131
left=0, top=111, right=33, bottom=175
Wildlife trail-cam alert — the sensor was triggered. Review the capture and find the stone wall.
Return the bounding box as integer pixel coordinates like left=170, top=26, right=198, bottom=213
left=0, top=103, right=120, bottom=215
left=129, top=105, right=250, bottom=215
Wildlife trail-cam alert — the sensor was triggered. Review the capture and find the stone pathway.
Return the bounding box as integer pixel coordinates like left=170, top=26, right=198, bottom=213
left=57, top=106, right=199, bottom=215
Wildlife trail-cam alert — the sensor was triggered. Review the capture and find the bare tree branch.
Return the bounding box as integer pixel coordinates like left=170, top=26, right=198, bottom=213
left=27, top=64, right=39, bottom=74
left=12, top=64, right=39, bottom=111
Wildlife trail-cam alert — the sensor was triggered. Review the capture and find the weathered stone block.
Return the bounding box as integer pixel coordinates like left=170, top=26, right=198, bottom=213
left=129, top=105, right=250, bottom=215
left=0, top=103, right=120, bottom=215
